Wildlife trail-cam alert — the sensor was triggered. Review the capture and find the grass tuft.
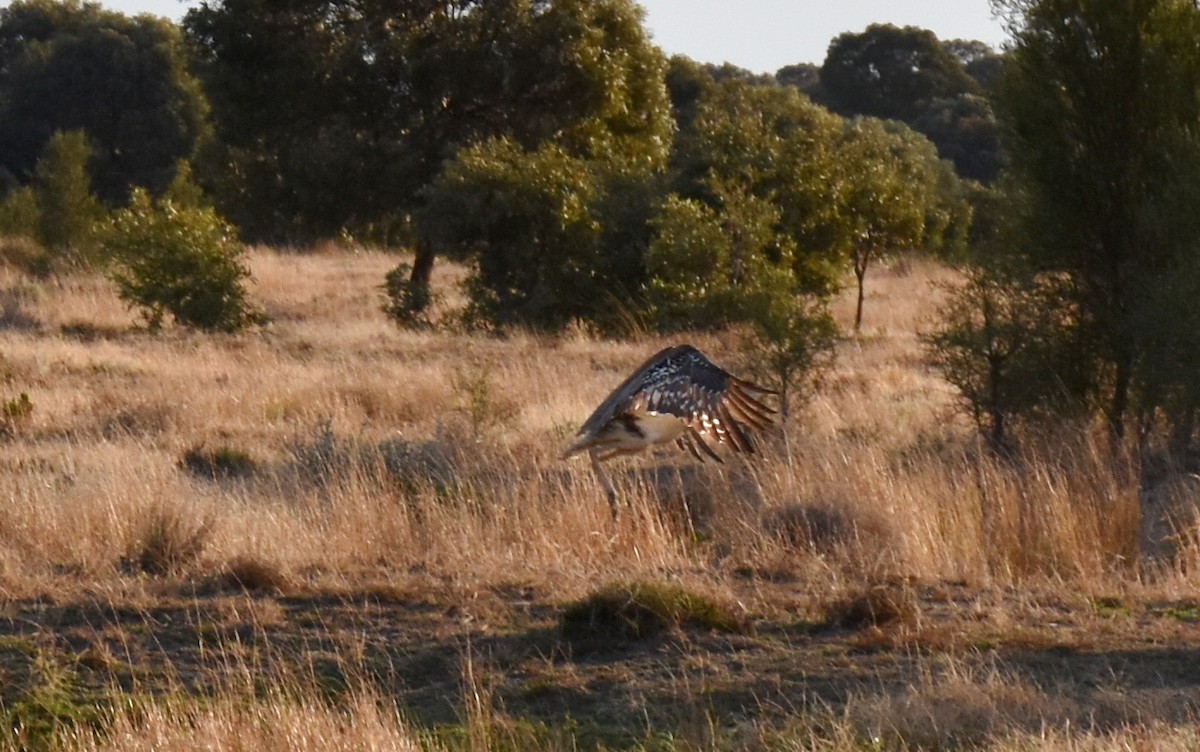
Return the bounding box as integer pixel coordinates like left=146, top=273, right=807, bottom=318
left=821, top=578, right=919, bottom=630
left=560, top=581, right=748, bottom=644
left=180, top=443, right=258, bottom=480
left=122, top=503, right=215, bottom=576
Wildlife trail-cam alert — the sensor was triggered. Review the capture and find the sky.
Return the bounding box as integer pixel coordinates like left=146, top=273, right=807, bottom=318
left=82, top=0, right=1010, bottom=73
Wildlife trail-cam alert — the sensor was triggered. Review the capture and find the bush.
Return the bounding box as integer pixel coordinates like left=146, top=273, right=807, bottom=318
left=923, top=259, right=1090, bottom=451
left=0, top=131, right=106, bottom=273
left=101, top=189, right=264, bottom=332
left=179, top=443, right=258, bottom=479
left=380, top=262, right=435, bottom=328
left=560, top=581, right=747, bottom=645
left=0, top=392, right=33, bottom=437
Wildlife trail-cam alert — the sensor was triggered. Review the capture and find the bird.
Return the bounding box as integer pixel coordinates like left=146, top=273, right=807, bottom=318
left=563, top=344, right=777, bottom=514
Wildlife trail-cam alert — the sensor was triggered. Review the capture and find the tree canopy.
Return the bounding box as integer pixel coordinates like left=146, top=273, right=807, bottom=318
left=943, top=0, right=1200, bottom=447
left=184, top=0, right=672, bottom=245
left=817, top=24, right=1002, bottom=184
left=0, top=0, right=209, bottom=204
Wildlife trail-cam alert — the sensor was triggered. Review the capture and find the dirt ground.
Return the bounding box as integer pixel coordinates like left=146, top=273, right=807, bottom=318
left=4, top=574, right=1200, bottom=747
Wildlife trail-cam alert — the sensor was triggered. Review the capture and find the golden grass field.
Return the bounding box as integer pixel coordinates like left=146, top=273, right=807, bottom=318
left=1, top=246, right=1200, bottom=750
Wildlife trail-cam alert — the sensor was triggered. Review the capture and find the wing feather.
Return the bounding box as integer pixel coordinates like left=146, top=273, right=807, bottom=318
left=574, top=345, right=696, bottom=437
left=568, top=344, right=777, bottom=459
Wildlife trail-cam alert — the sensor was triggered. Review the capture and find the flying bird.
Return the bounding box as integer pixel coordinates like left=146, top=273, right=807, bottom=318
left=563, top=344, right=777, bottom=513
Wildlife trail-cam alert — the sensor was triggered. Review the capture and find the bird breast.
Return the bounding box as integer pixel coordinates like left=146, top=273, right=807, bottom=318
left=624, top=410, right=687, bottom=446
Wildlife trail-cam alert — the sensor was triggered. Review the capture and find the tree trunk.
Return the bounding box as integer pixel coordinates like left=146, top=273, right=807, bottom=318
left=1109, top=355, right=1131, bottom=443
left=409, top=237, right=436, bottom=313
left=853, top=248, right=870, bottom=333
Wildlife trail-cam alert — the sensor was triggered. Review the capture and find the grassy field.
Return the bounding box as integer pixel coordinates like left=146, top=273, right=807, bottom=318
left=1, top=246, right=1199, bottom=750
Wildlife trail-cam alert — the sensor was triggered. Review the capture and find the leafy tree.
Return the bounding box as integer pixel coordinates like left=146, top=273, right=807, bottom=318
left=819, top=25, right=1002, bottom=183
left=30, top=130, right=106, bottom=261
left=925, top=256, right=1087, bottom=452
left=0, top=129, right=105, bottom=272
left=746, top=301, right=838, bottom=422
left=186, top=0, right=672, bottom=312
left=821, top=24, right=981, bottom=123
left=102, top=189, right=263, bottom=332
left=775, top=63, right=824, bottom=100
left=646, top=178, right=838, bottom=418
left=418, top=139, right=606, bottom=330
left=646, top=179, right=798, bottom=330
left=673, top=77, right=848, bottom=294
left=995, top=0, right=1200, bottom=441
left=911, top=94, right=1003, bottom=184
left=0, top=0, right=209, bottom=205
left=944, top=38, right=1005, bottom=93
left=835, top=118, right=944, bottom=332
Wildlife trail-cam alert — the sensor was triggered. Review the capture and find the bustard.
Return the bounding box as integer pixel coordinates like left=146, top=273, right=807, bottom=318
left=563, top=344, right=777, bottom=513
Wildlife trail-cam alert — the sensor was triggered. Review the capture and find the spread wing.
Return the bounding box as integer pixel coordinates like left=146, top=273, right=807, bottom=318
left=575, top=344, right=777, bottom=457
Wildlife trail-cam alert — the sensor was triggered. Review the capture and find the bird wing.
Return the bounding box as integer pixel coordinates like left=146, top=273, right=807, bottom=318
left=624, top=345, right=776, bottom=455
left=573, top=345, right=694, bottom=438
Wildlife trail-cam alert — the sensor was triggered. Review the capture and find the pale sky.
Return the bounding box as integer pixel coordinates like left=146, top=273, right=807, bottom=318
left=77, top=0, right=1010, bottom=73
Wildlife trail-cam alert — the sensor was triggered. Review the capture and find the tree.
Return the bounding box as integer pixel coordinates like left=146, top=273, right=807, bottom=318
left=672, top=77, right=848, bottom=295
left=835, top=118, right=944, bottom=332
left=775, top=63, right=824, bottom=99
left=0, top=129, right=105, bottom=271
left=418, top=139, right=607, bottom=330
left=925, top=257, right=1087, bottom=451
left=31, top=130, right=106, bottom=259
left=819, top=25, right=1003, bottom=184
left=995, top=0, right=1200, bottom=441
left=186, top=0, right=673, bottom=309
left=645, top=178, right=838, bottom=419
left=820, top=24, right=981, bottom=123
left=0, top=0, right=209, bottom=205
left=646, top=179, right=798, bottom=330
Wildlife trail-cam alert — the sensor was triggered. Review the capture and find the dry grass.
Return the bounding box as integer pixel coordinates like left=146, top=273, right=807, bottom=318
left=49, top=688, right=431, bottom=752
left=0, top=246, right=1198, bottom=749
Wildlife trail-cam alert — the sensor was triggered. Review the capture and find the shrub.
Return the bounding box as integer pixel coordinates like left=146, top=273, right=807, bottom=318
left=180, top=443, right=258, bottom=480
left=560, top=581, right=747, bottom=644
left=0, top=130, right=106, bottom=273
left=924, top=259, right=1090, bottom=452
left=101, top=189, right=264, bottom=332
left=821, top=578, right=918, bottom=630
left=122, top=502, right=215, bottom=576
left=380, top=262, right=435, bottom=328
left=33, top=131, right=106, bottom=262
left=0, top=392, right=33, bottom=437
left=450, top=364, right=519, bottom=439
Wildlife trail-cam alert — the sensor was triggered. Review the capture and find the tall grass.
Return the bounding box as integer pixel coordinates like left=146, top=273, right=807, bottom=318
left=0, top=251, right=1184, bottom=600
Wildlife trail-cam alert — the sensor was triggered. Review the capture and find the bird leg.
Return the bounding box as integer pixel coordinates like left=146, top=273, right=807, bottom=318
left=589, top=447, right=620, bottom=518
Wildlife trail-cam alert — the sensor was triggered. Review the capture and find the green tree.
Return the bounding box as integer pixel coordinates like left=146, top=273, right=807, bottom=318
left=102, top=189, right=263, bottom=332
left=819, top=25, right=1002, bottom=183
left=417, top=139, right=605, bottom=330
left=646, top=179, right=798, bottom=331
left=0, top=129, right=105, bottom=271
left=995, top=0, right=1200, bottom=441
left=673, top=77, right=848, bottom=294
left=0, top=0, right=209, bottom=205
left=186, top=0, right=672, bottom=312
left=646, top=178, right=838, bottom=418
left=925, top=256, right=1088, bottom=451
left=31, top=130, right=105, bottom=260
left=820, top=24, right=981, bottom=123
left=836, top=118, right=945, bottom=332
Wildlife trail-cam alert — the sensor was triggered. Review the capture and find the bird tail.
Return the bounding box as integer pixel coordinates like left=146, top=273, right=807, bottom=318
left=561, top=434, right=590, bottom=460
